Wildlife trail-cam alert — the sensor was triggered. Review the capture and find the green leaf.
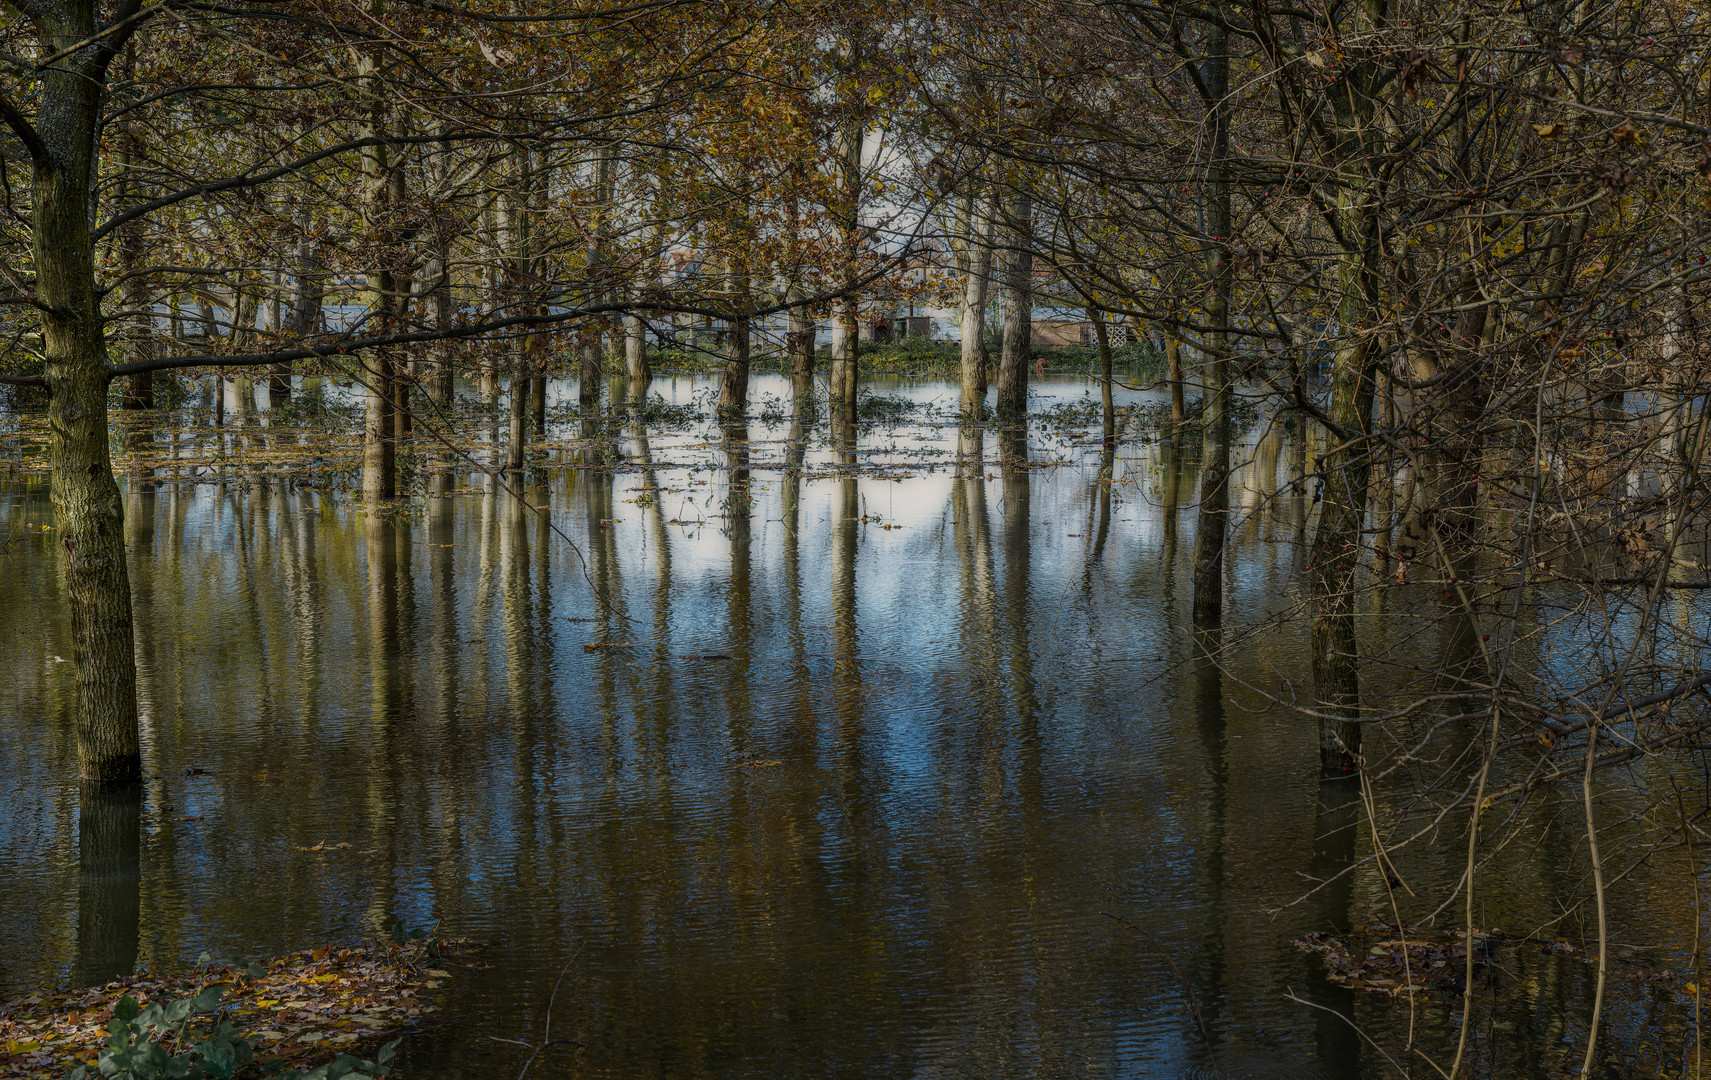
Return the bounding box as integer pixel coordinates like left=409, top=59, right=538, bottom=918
left=113, top=995, right=140, bottom=1023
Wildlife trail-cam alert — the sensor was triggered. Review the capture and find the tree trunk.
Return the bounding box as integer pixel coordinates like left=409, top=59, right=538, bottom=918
left=358, top=10, right=397, bottom=500
left=362, top=344, right=397, bottom=501
left=625, top=313, right=649, bottom=385
left=579, top=339, right=601, bottom=413
left=833, top=297, right=859, bottom=422
left=1093, top=310, right=1114, bottom=445
left=1307, top=8, right=1385, bottom=772
left=508, top=365, right=530, bottom=471
left=36, top=2, right=142, bottom=782
left=787, top=296, right=815, bottom=417
left=1166, top=320, right=1185, bottom=426
left=719, top=312, right=751, bottom=419
left=1190, top=26, right=1232, bottom=640
left=114, top=89, right=153, bottom=412
left=996, top=191, right=1033, bottom=418
left=581, top=144, right=613, bottom=415
left=958, top=192, right=994, bottom=419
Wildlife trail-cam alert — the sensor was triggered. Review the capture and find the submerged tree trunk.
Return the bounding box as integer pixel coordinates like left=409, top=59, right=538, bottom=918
left=1166, top=319, right=1185, bottom=426
left=358, top=13, right=398, bottom=501
left=1190, top=26, right=1232, bottom=640
left=625, top=313, right=649, bottom=386
left=581, top=143, right=613, bottom=415
left=1092, top=310, right=1114, bottom=445
left=956, top=189, right=994, bottom=418
left=719, top=312, right=751, bottom=420
left=579, top=339, right=601, bottom=413
left=508, top=366, right=530, bottom=472
left=362, top=344, right=397, bottom=501
left=832, top=298, right=859, bottom=423
left=830, top=43, right=865, bottom=428
left=35, top=1, right=142, bottom=782
left=1307, top=5, right=1384, bottom=773
left=786, top=294, right=815, bottom=417
left=995, top=190, right=1032, bottom=418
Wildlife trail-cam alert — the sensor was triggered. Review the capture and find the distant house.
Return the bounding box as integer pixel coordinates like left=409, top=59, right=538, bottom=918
left=1030, top=307, right=1089, bottom=348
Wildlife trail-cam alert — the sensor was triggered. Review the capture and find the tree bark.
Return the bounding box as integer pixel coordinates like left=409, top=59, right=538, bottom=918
left=719, top=312, right=751, bottom=419
left=1190, top=25, right=1232, bottom=640
left=1306, top=0, right=1385, bottom=772
left=1093, top=311, right=1114, bottom=445
left=625, top=313, right=649, bottom=385
left=37, top=0, right=143, bottom=782
left=362, top=344, right=397, bottom=501
left=508, top=366, right=530, bottom=472
left=833, top=297, right=859, bottom=422
left=995, top=190, right=1033, bottom=418
left=957, top=190, right=994, bottom=419
left=358, top=4, right=397, bottom=500
left=786, top=293, right=815, bottom=417
left=1166, top=318, right=1185, bottom=426
left=830, top=43, right=865, bottom=427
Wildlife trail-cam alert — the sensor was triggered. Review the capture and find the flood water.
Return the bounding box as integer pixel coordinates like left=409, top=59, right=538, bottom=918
left=0, top=372, right=1703, bottom=1078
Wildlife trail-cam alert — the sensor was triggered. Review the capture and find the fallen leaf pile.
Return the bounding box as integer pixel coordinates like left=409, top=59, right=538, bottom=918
left=0, top=938, right=471, bottom=1079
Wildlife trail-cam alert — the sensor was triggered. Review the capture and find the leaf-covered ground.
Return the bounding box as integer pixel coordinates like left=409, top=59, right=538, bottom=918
left=0, top=939, right=469, bottom=1079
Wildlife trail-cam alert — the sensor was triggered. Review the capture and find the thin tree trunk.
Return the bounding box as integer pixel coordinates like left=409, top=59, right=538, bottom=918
left=582, top=143, right=614, bottom=414
left=1190, top=25, right=1232, bottom=640
left=1093, top=311, right=1114, bottom=445
left=508, top=365, right=530, bottom=472
left=114, top=65, right=153, bottom=412
left=358, top=5, right=397, bottom=501
left=1307, top=12, right=1385, bottom=772
left=579, top=339, right=601, bottom=413
left=958, top=191, right=994, bottom=419
left=996, top=190, right=1033, bottom=418
left=1167, top=320, right=1185, bottom=426
left=831, top=45, right=864, bottom=427
left=833, top=297, right=859, bottom=421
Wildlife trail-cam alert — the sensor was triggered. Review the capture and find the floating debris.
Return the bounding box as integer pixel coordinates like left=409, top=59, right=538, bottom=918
left=1295, top=924, right=1506, bottom=997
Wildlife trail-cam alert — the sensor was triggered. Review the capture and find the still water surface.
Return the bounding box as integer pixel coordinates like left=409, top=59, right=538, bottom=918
left=0, top=373, right=1697, bottom=1077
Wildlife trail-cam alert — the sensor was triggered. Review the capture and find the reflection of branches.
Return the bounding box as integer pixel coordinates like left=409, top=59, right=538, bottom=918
left=487, top=942, right=587, bottom=1080
left=1100, top=911, right=1214, bottom=1057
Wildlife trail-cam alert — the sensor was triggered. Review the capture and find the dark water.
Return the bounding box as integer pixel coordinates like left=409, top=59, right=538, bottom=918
left=0, top=373, right=1702, bottom=1078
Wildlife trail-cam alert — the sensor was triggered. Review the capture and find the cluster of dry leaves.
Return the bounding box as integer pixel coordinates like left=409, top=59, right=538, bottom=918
left=0, top=939, right=468, bottom=1079
left=1296, top=926, right=1493, bottom=997
left=1296, top=923, right=1683, bottom=999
